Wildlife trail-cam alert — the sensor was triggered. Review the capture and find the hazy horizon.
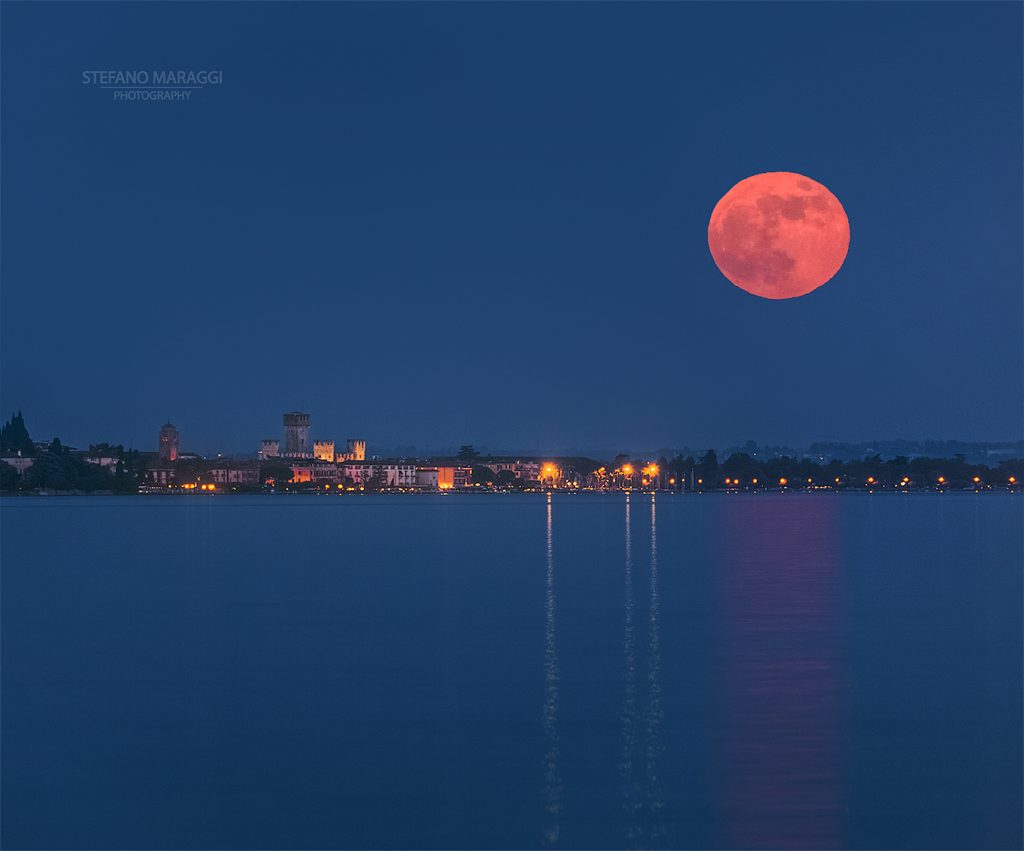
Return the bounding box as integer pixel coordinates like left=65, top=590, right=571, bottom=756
left=5, top=406, right=1022, bottom=461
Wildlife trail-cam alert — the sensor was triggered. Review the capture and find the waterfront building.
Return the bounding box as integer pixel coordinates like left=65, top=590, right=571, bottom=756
left=483, top=460, right=517, bottom=477
left=0, top=452, right=34, bottom=474
left=282, top=461, right=340, bottom=485
left=416, top=467, right=440, bottom=489
left=159, top=422, right=179, bottom=462
left=379, top=462, right=417, bottom=488
left=415, top=465, right=472, bottom=490
left=340, top=460, right=417, bottom=488
left=81, top=450, right=119, bottom=469
left=146, top=464, right=175, bottom=486
left=313, top=461, right=340, bottom=483
left=287, top=463, right=314, bottom=484
left=482, top=459, right=542, bottom=481
left=340, top=461, right=369, bottom=484
left=517, top=461, right=542, bottom=481
left=210, top=461, right=261, bottom=487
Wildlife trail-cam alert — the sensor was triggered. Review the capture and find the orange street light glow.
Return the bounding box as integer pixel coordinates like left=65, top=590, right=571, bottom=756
left=779, top=477, right=788, bottom=486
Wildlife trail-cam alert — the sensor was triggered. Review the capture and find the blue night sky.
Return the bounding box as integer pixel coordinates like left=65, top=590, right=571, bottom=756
left=1, top=2, right=1021, bottom=455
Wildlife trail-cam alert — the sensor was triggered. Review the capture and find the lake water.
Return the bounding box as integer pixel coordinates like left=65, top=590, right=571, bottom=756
left=2, top=493, right=1021, bottom=849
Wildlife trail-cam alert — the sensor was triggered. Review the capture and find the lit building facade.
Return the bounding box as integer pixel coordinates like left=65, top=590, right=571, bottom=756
left=415, top=466, right=472, bottom=490
left=288, top=464, right=314, bottom=484
left=82, top=451, right=119, bottom=468
left=313, top=440, right=335, bottom=462
left=339, top=438, right=365, bottom=461
left=312, top=462, right=340, bottom=483
left=146, top=465, right=175, bottom=486
left=382, top=463, right=417, bottom=487
left=0, top=453, right=34, bottom=474
left=210, top=462, right=261, bottom=487
left=339, top=461, right=417, bottom=487
left=482, top=459, right=542, bottom=481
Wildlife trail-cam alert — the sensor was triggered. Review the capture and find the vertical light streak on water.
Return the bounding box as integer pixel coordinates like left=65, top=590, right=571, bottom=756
left=542, top=494, right=561, bottom=846
left=644, top=493, right=665, bottom=847
left=620, top=494, right=640, bottom=847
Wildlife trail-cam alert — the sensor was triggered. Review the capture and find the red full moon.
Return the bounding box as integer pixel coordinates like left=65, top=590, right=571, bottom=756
left=708, top=172, right=850, bottom=299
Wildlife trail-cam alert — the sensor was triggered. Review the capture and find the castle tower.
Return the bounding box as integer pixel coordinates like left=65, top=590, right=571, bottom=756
left=159, top=422, right=179, bottom=462
left=283, top=412, right=311, bottom=456
left=259, top=439, right=280, bottom=460
left=346, top=438, right=366, bottom=461
left=313, top=440, right=335, bottom=462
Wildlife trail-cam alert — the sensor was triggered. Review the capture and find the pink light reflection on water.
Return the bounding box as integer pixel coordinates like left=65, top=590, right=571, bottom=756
left=716, top=497, right=843, bottom=850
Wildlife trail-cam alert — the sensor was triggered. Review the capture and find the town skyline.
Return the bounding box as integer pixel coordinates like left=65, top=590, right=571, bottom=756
left=2, top=408, right=1021, bottom=497
left=2, top=407, right=1023, bottom=466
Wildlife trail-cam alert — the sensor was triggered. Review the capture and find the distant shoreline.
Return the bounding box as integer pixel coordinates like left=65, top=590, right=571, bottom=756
left=2, top=488, right=1019, bottom=499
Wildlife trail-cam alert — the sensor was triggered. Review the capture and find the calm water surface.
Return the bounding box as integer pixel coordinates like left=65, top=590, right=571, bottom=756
left=2, top=493, right=1021, bottom=849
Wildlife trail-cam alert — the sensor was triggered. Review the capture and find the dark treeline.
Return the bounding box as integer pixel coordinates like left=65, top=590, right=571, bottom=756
left=658, top=449, right=1021, bottom=490
left=0, top=411, right=33, bottom=455
left=0, top=413, right=140, bottom=493
left=1, top=438, right=141, bottom=493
